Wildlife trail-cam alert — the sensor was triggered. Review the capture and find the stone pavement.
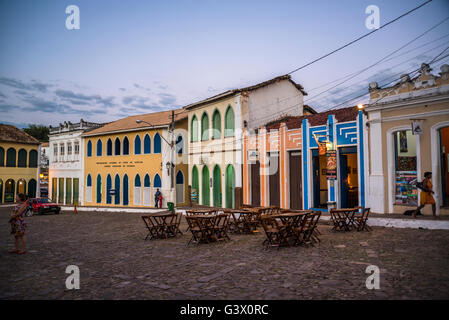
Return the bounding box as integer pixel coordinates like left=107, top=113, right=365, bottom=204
left=1, top=207, right=448, bottom=300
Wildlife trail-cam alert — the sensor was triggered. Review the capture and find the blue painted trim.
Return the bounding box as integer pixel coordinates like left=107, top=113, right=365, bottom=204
left=328, top=115, right=336, bottom=203
left=302, top=119, right=308, bottom=210
left=358, top=111, right=365, bottom=207
left=311, top=208, right=328, bottom=212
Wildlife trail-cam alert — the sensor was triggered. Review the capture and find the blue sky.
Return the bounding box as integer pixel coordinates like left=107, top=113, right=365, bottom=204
left=0, top=0, right=448, bottom=128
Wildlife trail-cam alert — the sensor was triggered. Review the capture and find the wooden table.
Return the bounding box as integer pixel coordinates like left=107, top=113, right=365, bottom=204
left=271, top=212, right=309, bottom=246
left=329, top=208, right=358, bottom=231
left=141, top=212, right=178, bottom=240
left=224, top=209, right=260, bottom=234
left=185, top=214, right=230, bottom=244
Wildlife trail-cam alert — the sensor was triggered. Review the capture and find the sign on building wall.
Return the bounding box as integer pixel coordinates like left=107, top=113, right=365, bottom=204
left=190, top=188, right=198, bottom=203
left=326, top=150, right=337, bottom=179
left=411, top=120, right=423, bottom=135
left=248, top=150, right=259, bottom=163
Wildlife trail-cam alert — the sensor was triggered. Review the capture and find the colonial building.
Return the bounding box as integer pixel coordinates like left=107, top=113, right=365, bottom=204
left=366, top=63, right=449, bottom=215
left=81, top=109, right=188, bottom=208
left=243, top=106, right=366, bottom=211
left=48, top=120, right=103, bottom=205
left=185, top=75, right=308, bottom=209
left=0, top=124, right=40, bottom=203
left=39, top=142, right=49, bottom=192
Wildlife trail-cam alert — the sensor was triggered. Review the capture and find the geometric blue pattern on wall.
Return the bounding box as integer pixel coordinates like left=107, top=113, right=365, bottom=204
left=336, top=121, right=357, bottom=146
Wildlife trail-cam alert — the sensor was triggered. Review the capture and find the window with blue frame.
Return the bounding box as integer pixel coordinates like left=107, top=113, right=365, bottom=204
left=96, top=139, right=102, bottom=156
left=144, top=174, right=150, bottom=187
left=114, top=138, right=121, bottom=156
left=123, top=174, right=129, bottom=206
left=106, top=175, right=112, bottom=204
left=114, top=174, right=120, bottom=204
left=107, top=138, right=113, bottom=156
left=86, top=174, right=92, bottom=187
left=135, top=174, right=141, bottom=187
left=87, top=140, right=92, bottom=157
left=123, top=137, right=129, bottom=155
left=154, top=133, right=161, bottom=153
left=96, top=174, right=102, bottom=203
left=154, top=174, right=162, bottom=188
left=176, top=134, right=183, bottom=154
left=134, top=135, right=141, bottom=155
left=144, top=134, right=151, bottom=154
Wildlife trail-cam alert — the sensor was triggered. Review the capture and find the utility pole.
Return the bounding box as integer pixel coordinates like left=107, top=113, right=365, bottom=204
left=170, top=110, right=175, bottom=203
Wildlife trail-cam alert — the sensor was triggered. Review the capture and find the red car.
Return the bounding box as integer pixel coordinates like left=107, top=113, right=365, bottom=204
left=27, top=198, right=61, bottom=215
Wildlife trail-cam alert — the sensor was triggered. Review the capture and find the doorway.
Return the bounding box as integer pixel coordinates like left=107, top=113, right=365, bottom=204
left=250, top=161, right=260, bottom=206
left=312, top=149, right=327, bottom=208
left=213, top=165, right=221, bottom=207
left=339, top=146, right=358, bottom=208
left=268, top=152, right=280, bottom=207
left=289, top=151, right=302, bottom=209
left=440, top=127, right=449, bottom=207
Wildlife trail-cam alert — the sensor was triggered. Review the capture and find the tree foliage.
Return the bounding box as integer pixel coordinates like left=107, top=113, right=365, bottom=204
left=23, top=124, right=49, bottom=142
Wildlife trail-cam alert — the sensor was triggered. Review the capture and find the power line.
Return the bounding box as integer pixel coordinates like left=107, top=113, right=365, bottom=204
left=286, top=0, right=433, bottom=74
left=304, top=16, right=449, bottom=105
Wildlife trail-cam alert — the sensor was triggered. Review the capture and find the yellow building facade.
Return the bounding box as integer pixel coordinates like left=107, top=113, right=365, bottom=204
left=0, top=124, right=40, bottom=203
left=82, top=110, right=188, bottom=208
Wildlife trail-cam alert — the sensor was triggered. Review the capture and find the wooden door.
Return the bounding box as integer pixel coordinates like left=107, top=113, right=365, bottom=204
left=289, top=151, right=302, bottom=209
left=250, top=161, right=260, bottom=206
left=269, top=153, right=280, bottom=207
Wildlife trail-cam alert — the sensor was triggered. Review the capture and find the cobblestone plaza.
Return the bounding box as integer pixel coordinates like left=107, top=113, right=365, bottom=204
left=1, top=207, right=448, bottom=300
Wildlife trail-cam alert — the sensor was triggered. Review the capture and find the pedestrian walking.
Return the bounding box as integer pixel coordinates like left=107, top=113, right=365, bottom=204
left=414, top=172, right=437, bottom=219
left=8, top=193, right=28, bottom=254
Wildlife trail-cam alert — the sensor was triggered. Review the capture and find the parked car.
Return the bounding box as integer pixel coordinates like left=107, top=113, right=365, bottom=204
left=27, top=198, right=61, bottom=215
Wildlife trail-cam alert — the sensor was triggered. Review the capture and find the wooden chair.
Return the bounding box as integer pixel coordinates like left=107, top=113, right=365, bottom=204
left=185, top=216, right=203, bottom=245
left=353, top=207, right=372, bottom=231
left=330, top=209, right=348, bottom=231
left=167, top=212, right=183, bottom=236
left=213, top=213, right=231, bottom=241
left=302, top=211, right=322, bottom=245
left=260, top=215, right=289, bottom=250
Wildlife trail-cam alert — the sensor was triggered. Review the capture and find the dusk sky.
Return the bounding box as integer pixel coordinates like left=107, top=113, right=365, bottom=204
left=0, top=0, right=448, bottom=128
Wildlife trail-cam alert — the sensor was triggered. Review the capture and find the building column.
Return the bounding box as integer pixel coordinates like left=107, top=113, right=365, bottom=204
left=302, top=119, right=310, bottom=209
left=279, top=123, right=287, bottom=208
left=260, top=126, right=268, bottom=206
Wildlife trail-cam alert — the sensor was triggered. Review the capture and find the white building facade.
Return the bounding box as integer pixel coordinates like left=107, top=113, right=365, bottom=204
left=48, top=120, right=102, bottom=205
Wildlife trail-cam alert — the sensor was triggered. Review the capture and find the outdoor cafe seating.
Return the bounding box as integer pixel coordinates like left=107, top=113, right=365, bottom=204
left=329, top=207, right=371, bottom=232
left=185, top=213, right=231, bottom=245
left=141, top=211, right=183, bottom=240
left=260, top=210, right=321, bottom=249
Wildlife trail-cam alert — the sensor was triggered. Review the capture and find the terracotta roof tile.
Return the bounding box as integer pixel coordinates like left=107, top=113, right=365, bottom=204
left=0, top=124, right=40, bottom=144
left=83, top=109, right=187, bottom=136
left=266, top=106, right=358, bottom=130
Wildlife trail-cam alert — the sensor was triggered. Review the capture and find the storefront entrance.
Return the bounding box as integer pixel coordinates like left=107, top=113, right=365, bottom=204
left=440, top=127, right=449, bottom=207
left=289, top=151, right=302, bottom=209
left=250, top=161, right=260, bottom=206
left=268, top=152, right=280, bottom=207
left=339, top=146, right=358, bottom=208
left=312, top=149, right=327, bottom=208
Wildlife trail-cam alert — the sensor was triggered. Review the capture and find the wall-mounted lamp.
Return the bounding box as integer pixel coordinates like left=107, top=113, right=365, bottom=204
left=357, top=104, right=368, bottom=116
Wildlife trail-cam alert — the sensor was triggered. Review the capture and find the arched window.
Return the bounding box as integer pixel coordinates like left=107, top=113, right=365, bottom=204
left=176, top=170, right=184, bottom=204
left=0, top=147, right=4, bottom=166
left=106, top=174, right=112, bottom=204
left=212, top=110, right=221, bottom=139
left=96, top=174, right=102, bottom=203
left=176, top=134, right=183, bottom=155
left=114, top=138, right=121, bottom=156
left=6, top=148, right=16, bottom=167
left=135, top=174, right=141, bottom=187
left=176, top=170, right=184, bottom=184
left=201, top=112, right=209, bottom=141
left=29, top=150, right=38, bottom=168
left=18, top=149, right=27, bottom=167
left=123, top=137, right=129, bottom=155
left=134, top=135, right=141, bottom=155
left=114, top=174, right=120, bottom=204
left=107, top=138, right=113, bottom=156
left=144, top=134, right=151, bottom=154
left=87, top=174, right=92, bottom=187
left=154, top=133, right=161, bottom=153
left=144, top=174, right=150, bottom=187
left=123, top=174, right=129, bottom=206
left=191, top=115, right=198, bottom=142
left=87, top=140, right=92, bottom=157
left=28, top=179, right=37, bottom=198
left=96, top=139, right=102, bottom=156
left=154, top=174, right=162, bottom=188
left=86, top=174, right=92, bottom=203
left=225, top=105, right=235, bottom=137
